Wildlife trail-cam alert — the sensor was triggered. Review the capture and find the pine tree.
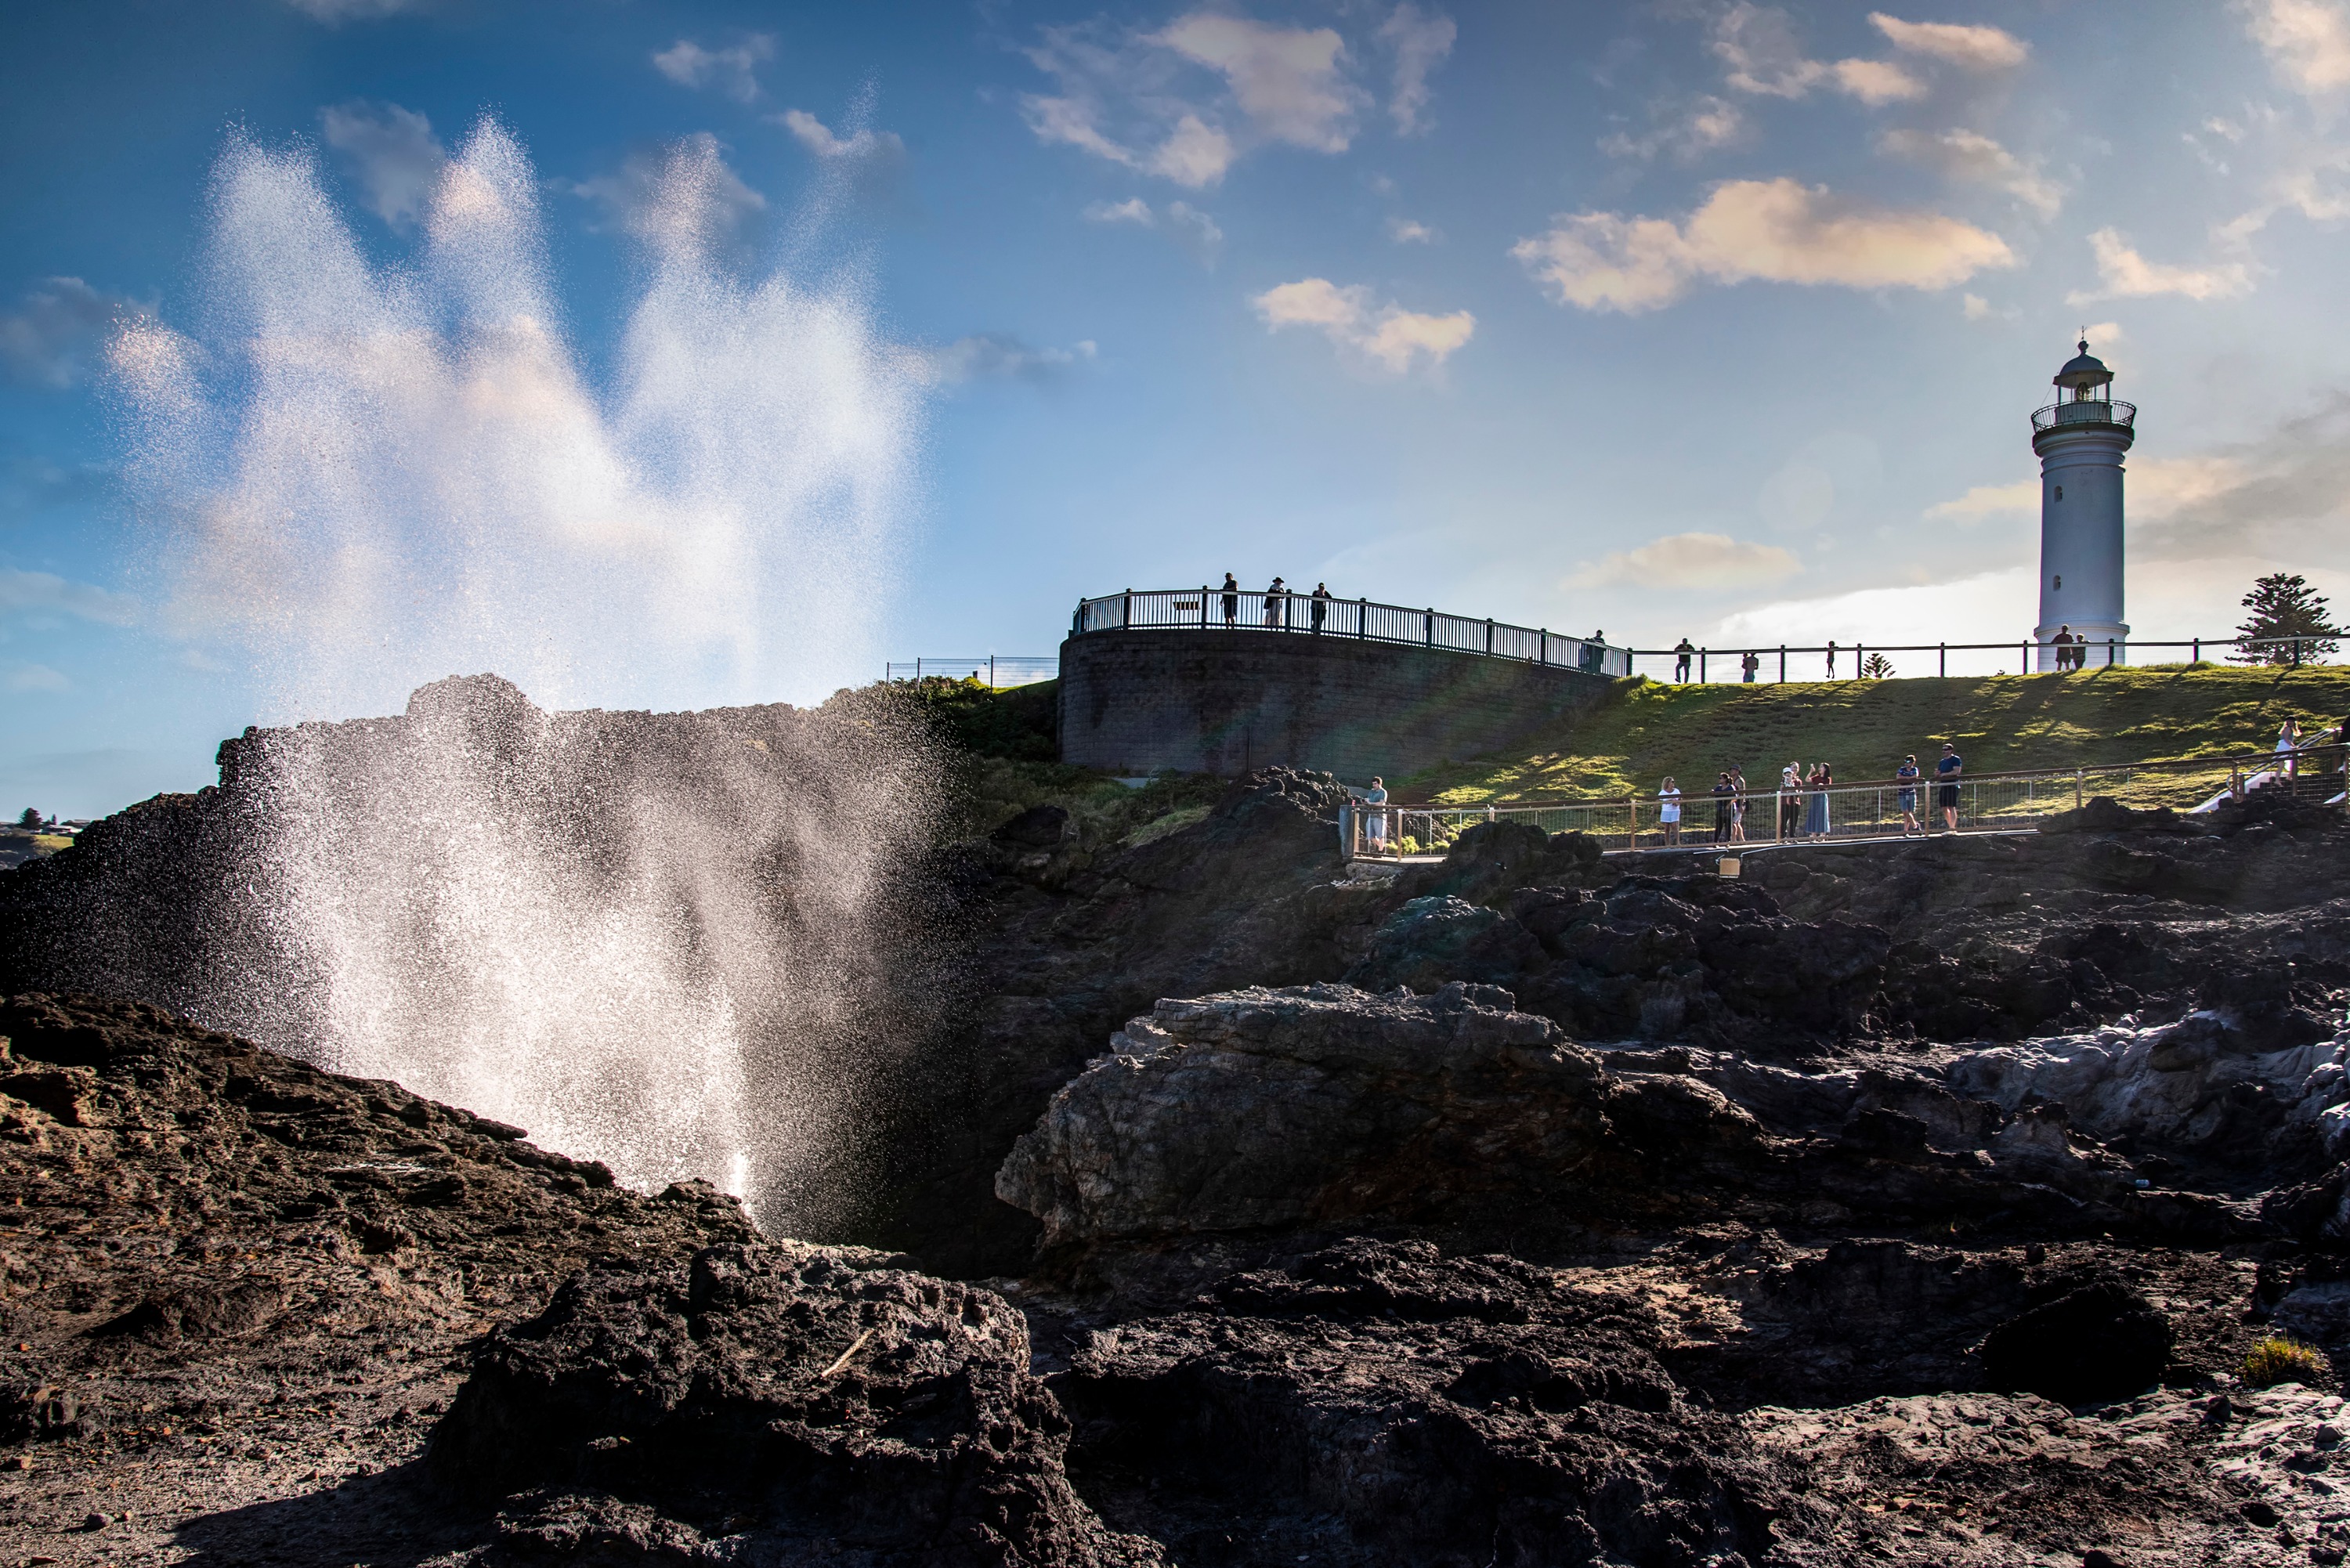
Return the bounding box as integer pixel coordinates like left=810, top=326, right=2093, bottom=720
left=1860, top=652, right=1894, bottom=679
left=2232, top=573, right=2341, bottom=665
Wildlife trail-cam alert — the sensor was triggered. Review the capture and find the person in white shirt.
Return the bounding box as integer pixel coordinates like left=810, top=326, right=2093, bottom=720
left=1658, top=776, right=1683, bottom=847
left=1365, top=776, right=1388, bottom=851
left=1778, top=761, right=1802, bottom=840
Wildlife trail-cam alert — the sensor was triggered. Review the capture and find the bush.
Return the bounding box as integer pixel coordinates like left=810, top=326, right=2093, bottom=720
left=2243, top=1336, right=2327, bottom=1388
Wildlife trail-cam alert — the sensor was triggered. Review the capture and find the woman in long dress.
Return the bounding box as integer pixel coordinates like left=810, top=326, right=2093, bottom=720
left=1804, top=762, right=1832, bottom=837
left=2279, top=718, right=2301, bottom=782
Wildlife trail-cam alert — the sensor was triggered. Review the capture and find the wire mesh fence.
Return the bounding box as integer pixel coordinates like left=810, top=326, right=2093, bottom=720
left=883, top=656, right=1058, bottom=688
left=1341, top=741, right=2350, bottom=860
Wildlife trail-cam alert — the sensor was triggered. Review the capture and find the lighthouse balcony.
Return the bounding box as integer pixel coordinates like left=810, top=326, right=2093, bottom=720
left=2032, top=399, right=2135, bottom=432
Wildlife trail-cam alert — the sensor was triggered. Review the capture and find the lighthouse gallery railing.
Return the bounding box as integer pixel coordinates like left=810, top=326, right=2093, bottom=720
left=1072, top=588, right=1634, bottom=677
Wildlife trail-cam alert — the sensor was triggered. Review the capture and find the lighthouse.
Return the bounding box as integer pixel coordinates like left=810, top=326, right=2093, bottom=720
left=2030, top=337, right=2135, bottom=670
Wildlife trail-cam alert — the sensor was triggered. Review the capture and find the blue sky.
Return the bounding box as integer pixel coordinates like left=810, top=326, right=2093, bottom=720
left=8, top=0, right=2350, bottom=815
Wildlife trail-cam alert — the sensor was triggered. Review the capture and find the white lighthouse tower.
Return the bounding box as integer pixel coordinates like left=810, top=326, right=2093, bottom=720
left=2030, top=337, right=2135, bottom=670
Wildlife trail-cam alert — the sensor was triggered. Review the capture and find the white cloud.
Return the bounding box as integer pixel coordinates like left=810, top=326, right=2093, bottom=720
left=1601, top=96, right=1748, bottom=162
left=1387, top=216, right=1439, bottom=243
left=2240, top=0, right=2350, bottom=96
left=928, top=334, right=1098, bottom=385
left=0, top=567, right=138, bottom=625
left=283, top=0, right=418, bottom=21
left=559, top=135, right=765, bottom=254
left=1084, top=197, right=1224, bottom=263
left=1251, top=277, right=1473, bottom=374
left=1019, top=11, right=1385, bottom=187
left=320, top=100, right=448, bottom=231
left=1154, top=13, right=1365, bottom=152
left=1569, top=532, right=1799, bottom=591
left=777, top=109, right=905, bottom=162
left=1377, top=4, right=1456, bottom=135
left=1925, top=479, right=2036, bottom=520
left=1961, top=292, right=1991, bottom=319
left=652, top=36, right=776, bottom=103
left=1712, top=3, right=1922, bottom=103
left=0, top=278, right=139, bottom=388
left=1867, top=13, right=2030, bottom=70
left=5, top=663, right=70, bottom=694
left=1879, top=127, right=2063, bottom=218
left=2069, top=229, right=2253, bottom=302
left=1086, top=197, right=1155, bottom=226
left=1512, top=177, right=2015, bottom=314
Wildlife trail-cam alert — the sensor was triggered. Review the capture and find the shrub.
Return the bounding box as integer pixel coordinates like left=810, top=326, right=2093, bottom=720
left=2243, top=1336, right=2327, bottom=1388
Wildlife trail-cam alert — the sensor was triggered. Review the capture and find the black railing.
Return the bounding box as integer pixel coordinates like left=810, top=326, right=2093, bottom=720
left=1072, top=589, right=1633, bottom=677
left=2032, top=399, right=2136, bottom=432
left=1627, top=634, right=2338, bottom=684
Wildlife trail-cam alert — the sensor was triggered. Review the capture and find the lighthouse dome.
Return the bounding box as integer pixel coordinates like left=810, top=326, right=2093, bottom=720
left=2054, top=338, right=2113, bottom=391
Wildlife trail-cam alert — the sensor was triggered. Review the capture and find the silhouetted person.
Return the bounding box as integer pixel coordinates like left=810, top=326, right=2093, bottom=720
left=1220, top=573, right=1238, bottom=627
left=1311, top=582, right=1331, bottom=632
left=1264, top=577, right=1285, bottom=627
left=1673, top=638, right=1695, bottom=682
left=1825, top=640, right=1838, bottom=679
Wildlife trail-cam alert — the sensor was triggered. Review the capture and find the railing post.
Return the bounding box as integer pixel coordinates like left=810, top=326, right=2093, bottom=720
left=1200, top=587, right=1209, bottom=629
left=2075, top=766, right=2083, bottom=811
left=1779, top=645, right=1786, bottom=681
left=2192, top=637, right=2200, bottom=664
left=1939, top=643, right=1946, bottom=677
left=1541, top=629, right=1548, bottom=665
left=1486, top=617, right=1494, bottom=654
left=1700, top=649, right=1707, bottom=682
left=1426, top=609, right=1434, bottom=647
left=1358, top=597, right=1368, bottom=639
left=2106, top=637, right=2114, bottom=667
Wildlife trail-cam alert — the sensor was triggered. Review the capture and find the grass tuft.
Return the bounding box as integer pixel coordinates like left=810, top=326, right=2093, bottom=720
left=2243, top=1336, right=2328, bottom=1388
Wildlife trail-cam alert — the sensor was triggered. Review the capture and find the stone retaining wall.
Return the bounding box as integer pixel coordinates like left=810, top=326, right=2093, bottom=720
left=1057, top=629, right=1618, bottom=781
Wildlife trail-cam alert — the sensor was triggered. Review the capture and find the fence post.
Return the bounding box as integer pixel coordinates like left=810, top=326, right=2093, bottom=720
left=989, top=656, right=996, bottom=688
left=1200, top=587, right=1209, bottom=629
left=2192, top=637, right=2200, bottom=664
left=2106, top=637, right=2115, bottom=667
left=1426, top=609, right=1434, bottom=647
left=1541, top=629, right=1548, bottom=665
left=1627, top=794, right=1637, bottom=851
left=1358, top=597, right=1367, bottom=638
left=1486, top=617, right=1494, bottom=654
left=1779, top=645, right=1786, bottom=681
left=1700, top=649, right=1708, bottom=682
left=2295, top=637, right=2304, bottom=668
left=2075, top=767, right=2083, bottom=811
left=1856, top=642, right=1864, bottom=680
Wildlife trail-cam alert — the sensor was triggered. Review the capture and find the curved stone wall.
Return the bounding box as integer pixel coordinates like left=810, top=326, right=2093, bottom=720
left=1057, top=629, right=1618, bottom=782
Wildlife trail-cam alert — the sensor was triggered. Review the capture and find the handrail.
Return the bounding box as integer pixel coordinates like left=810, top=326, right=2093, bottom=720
left=1071, top=588, right=1634, bottom=678
left=1625, top=633, right=2337, bottom=681
left=2033, top=399, right=2136, bottom=432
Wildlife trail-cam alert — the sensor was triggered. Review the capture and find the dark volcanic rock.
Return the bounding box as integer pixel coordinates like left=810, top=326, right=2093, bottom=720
left=1342, top=894, right=1544, bottom=992
left=434, top=1241, right=1160, bottom=1565
left=1981, top=1281, right=2175, bottom=1405
left=1061, top=1240, right=1789, bottom=1568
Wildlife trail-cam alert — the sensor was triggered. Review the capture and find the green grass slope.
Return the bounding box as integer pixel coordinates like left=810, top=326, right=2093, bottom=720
left=1407, top=663, right=2350, bottom=807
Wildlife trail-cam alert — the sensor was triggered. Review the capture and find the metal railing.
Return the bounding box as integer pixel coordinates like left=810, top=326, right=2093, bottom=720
left=1627, top=633, right=2340, bottom=684
left=1342, top=738, right=2350, bottom=860
left=1072, top=589, right=1633, bottom=677
left=2033, top=399, right=2136, bottom=432
left=884, top=656, right=1058, bottom=688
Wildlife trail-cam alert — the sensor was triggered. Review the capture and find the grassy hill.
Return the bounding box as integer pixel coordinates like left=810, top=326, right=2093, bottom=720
left=1405, top=663, right=2350, bottom=807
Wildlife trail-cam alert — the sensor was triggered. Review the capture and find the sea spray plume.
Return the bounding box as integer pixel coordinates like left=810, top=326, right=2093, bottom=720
left=110, top=117, right=922, bottom=716
left=101, top=118, right=943, bottom=1230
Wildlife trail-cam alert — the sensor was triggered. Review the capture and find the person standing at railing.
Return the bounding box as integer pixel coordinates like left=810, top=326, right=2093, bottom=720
left=1658, top=777, right=1683, bottom=846
left=1264, top=578, right=1286, bottom=627
left=1741, top=651, right=1759, bottom=683
left=1311, top=582, right=1331, bottom=633
left=1936, top=743, right=1963, bottom=833
left=1220, top=573, right=1239, bottom=627
left=2279, top=718, right=2301, bottom=782
left=1711, top=772, right=1735, bottom=843
left=1896, top=754, right=1922, bottom=836
left=1779, top=761, right=1803, bottom=839
left=1365, top=776, right=1388, bottom=851
left=1825, top=641, right=1838, bottom=679
left=1673, top=638, right=1695, bottom=682
left=1804, top=763, right=1832, bottom=837
left=1729, top=766, right=1750, bottom=842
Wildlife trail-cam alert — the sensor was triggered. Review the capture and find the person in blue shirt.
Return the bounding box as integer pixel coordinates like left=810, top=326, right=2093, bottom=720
left=1896, top=753, right=1922, bottom=836
left=1936, top=742, right=1963, bottom=832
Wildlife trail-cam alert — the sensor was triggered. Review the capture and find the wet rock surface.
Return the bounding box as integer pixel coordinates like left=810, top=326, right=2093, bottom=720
left=15, top=768, right=2350, bottom=1562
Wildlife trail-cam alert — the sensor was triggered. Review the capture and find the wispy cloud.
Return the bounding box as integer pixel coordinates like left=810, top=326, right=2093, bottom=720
left=1601, top=96, right=1748, bottom=163
left=927, top=334, right=1098, bottom=385
left=1386, top=216, right=1439, bottom=244
left=320, top=100, right=448, bottom=231
left=1083, top=196, right=1224, bottom=264
left=1513, top=178, right=2014, bottom=314
left=777, top=109, right=906, bottom=163
left=0, top=278, right=142, bottom=389
left=652, top=35, right=776, bottom=103
left=2069, top=229, right=2253, bottom=302
left=1867, top=13, right=2029, bottom=71
left=558, top=135, right=765, bottom=251
left=1925, top=479, right=2037, bottom=521
left=1251, top=277, right=1473, bottom=375
left=1568, top=532, right=1799, bottom=591
left=1155, top=13, right=1364, bottom=152
left=5, top=663, right=70, bottom=694
left=1377, top=4, right=1456, bottom=135
left=1712, top=3, right=1923, bottom=104
left=1878, top=128, right=2063, bottom=219
left=0, top=567, right=138, bottom=626
left=283, top=0, right=419, bottom=23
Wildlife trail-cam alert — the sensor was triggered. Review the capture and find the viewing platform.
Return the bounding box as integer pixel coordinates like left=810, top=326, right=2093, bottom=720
left=2031, top=399, right=2135, bottom=432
